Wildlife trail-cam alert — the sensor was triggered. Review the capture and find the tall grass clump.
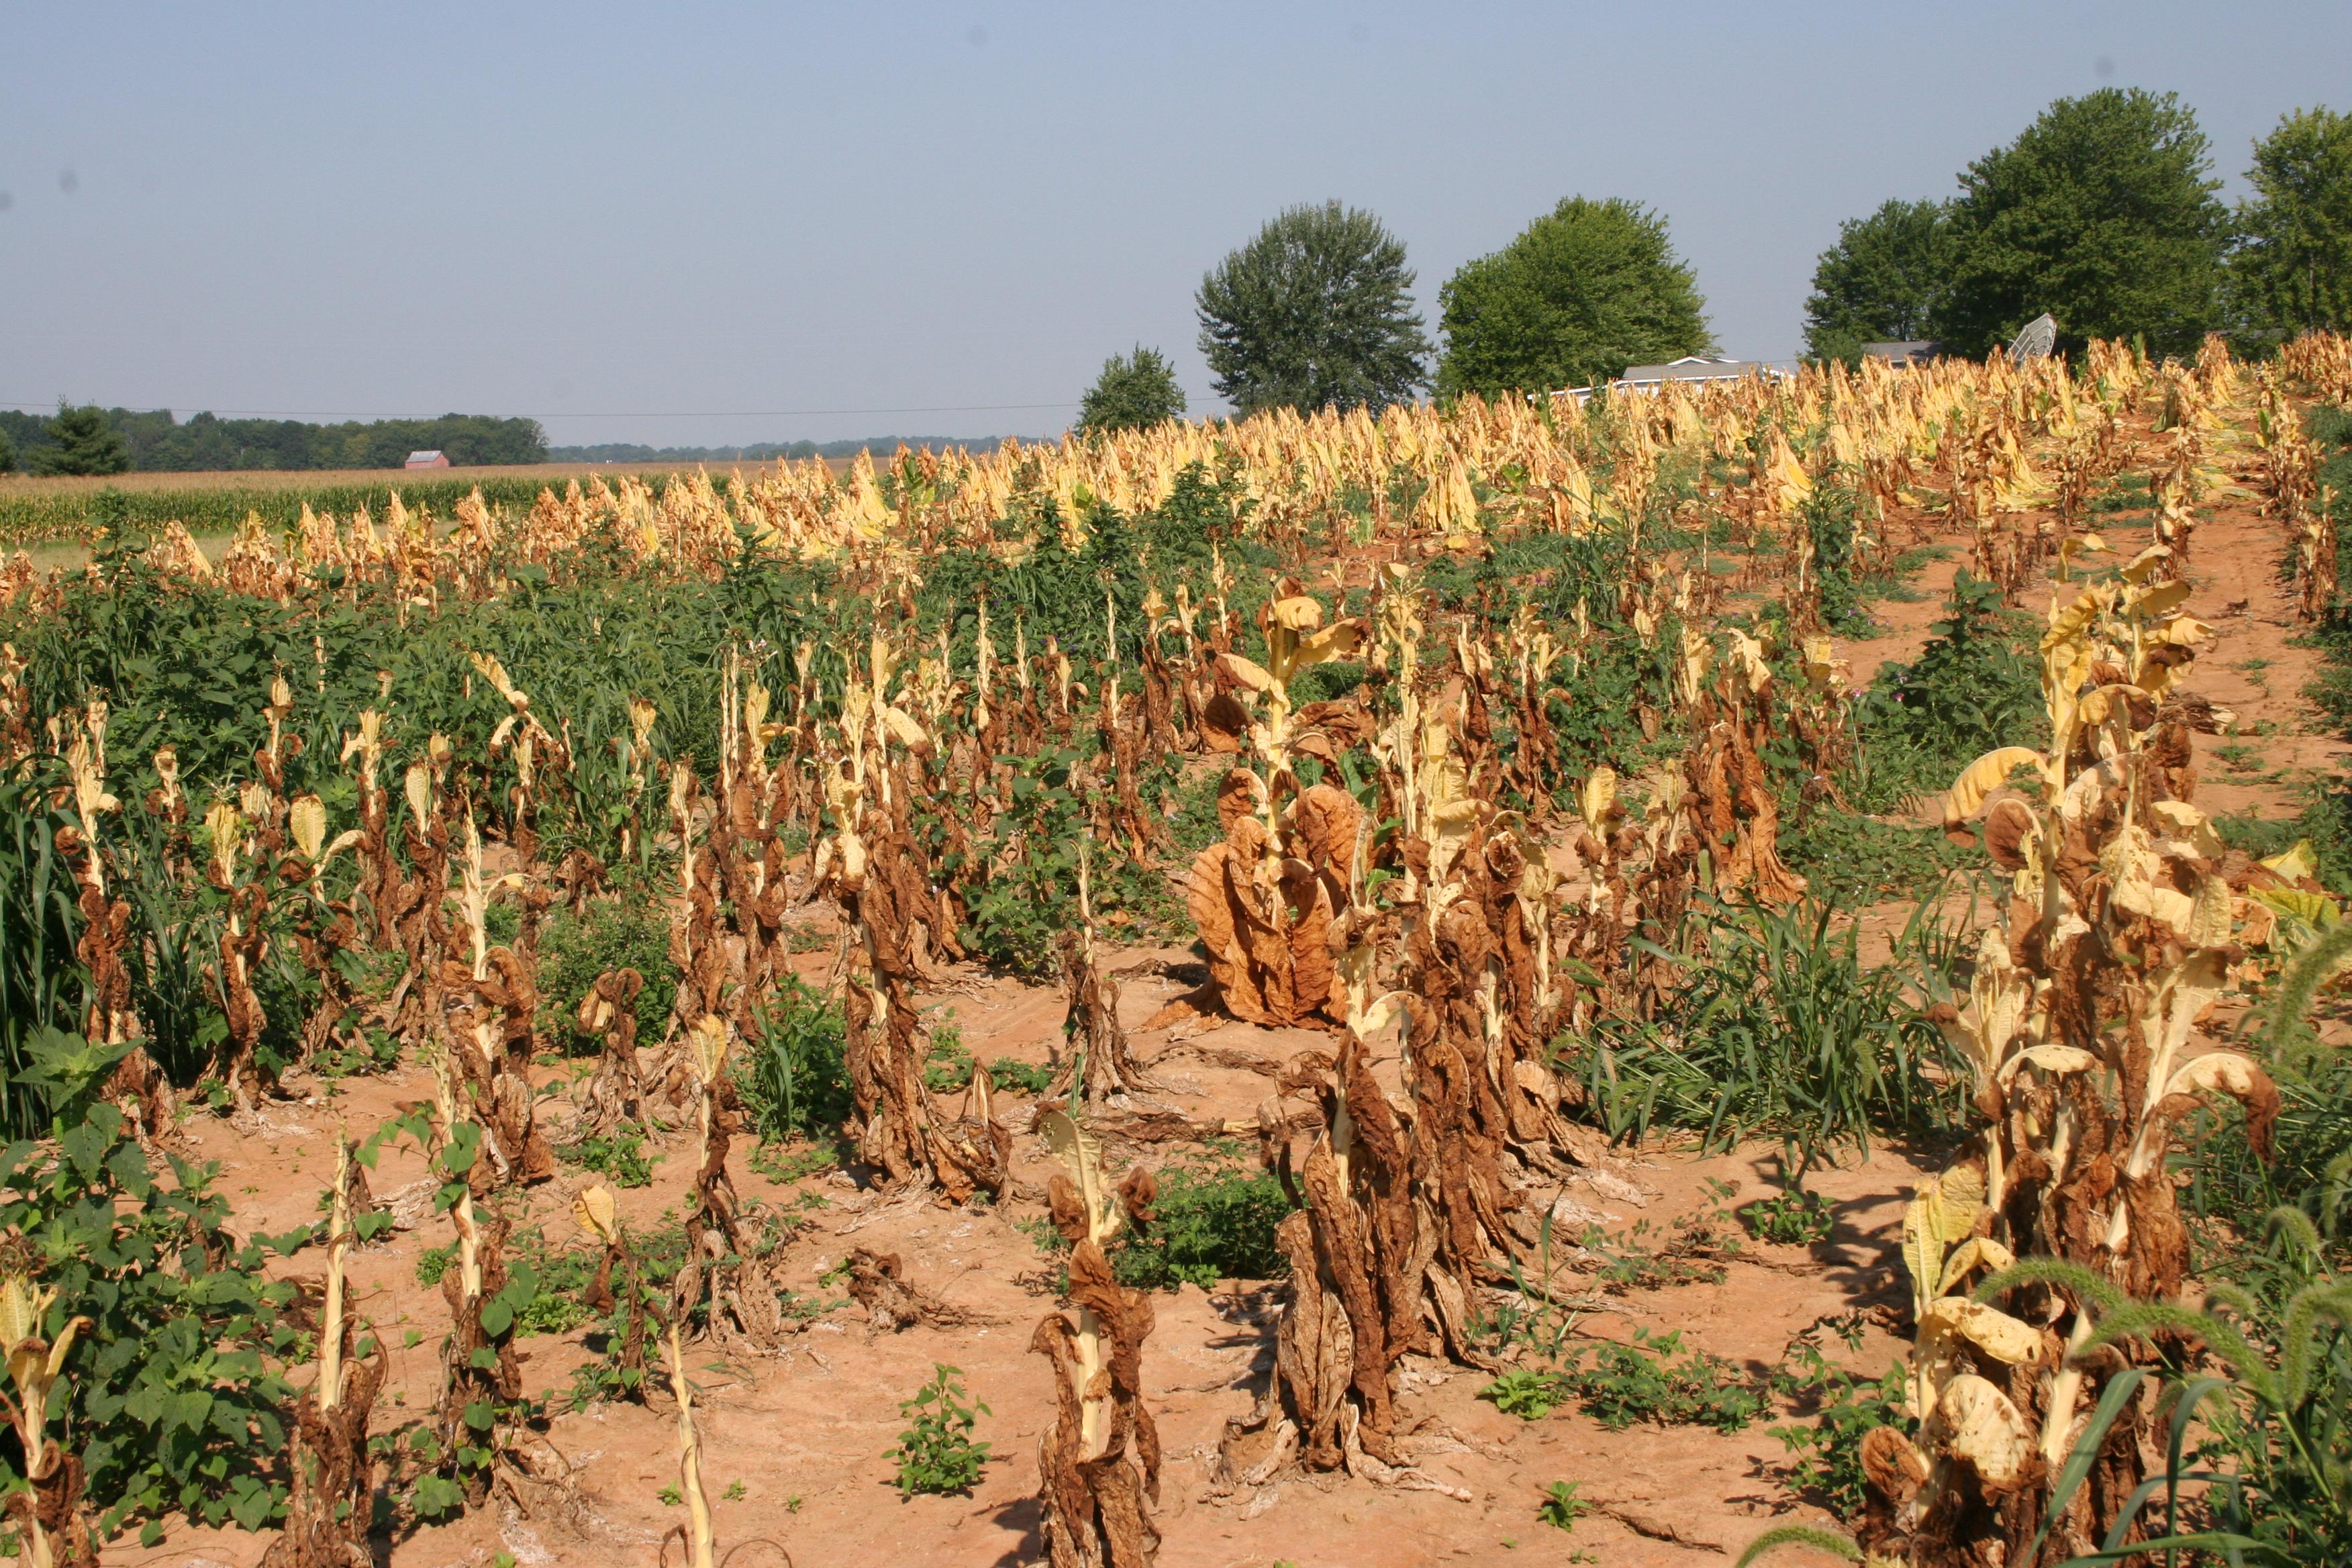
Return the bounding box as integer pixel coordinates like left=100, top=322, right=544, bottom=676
left=1564, top=895, right=1963, bottom=1154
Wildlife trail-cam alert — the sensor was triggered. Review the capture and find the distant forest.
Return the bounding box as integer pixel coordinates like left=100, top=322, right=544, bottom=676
left=546, top=436, right=1022, bottom=463
left=0, top=405, right=1041, bottom=473
left=0, top=407, right=548, bottom=471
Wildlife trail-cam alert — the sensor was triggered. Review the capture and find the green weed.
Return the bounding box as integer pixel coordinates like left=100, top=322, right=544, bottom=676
left=889, top=1364, right=991, bottom=1497
left=1479, top=1368, right=1571, bottom=1421
left=736, top=978, right=852, bottom=1144
left=1557, top=1328, right=1764, bottom=1432
left=560, top=1123, right=655, bottom=1187
left=537, top=890, right=677, bottom=1052
left=0, top=1104, right=306, bottom=1535
left=1565, top=896, right=1963, bottom=1153
left=1537, top=1479, right=1592, bottom=1531
left=1741, top=1187, right=1836, bottom=1246
left=1111, top=1161, right=1294, bottom=1289
left=985, top=1057, right=1054, bottom=1096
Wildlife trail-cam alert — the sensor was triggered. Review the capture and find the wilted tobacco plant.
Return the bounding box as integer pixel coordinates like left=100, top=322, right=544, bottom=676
left=1679, top=626, right=1806, bottom=907
left=814, top=647, right=1008, bottom=1200
left=414, top=1039, right=525, bottom=1511
left=442, top=814, right=552, bottom=1188
left=339, top=711, right=397, bottom=945
left=1032, top=1108, right=1161, bottom=1567
left=50, top=728, right=176, bottom=1146
left=669, top=1016, right=795, bottom=1352
left=658, top=1321, right=726, bottom=1568
left=268, top=1130, right=382, bottom=1568
left=0, top=1275, right=93, bottom=1568
left=577, top=965, right=648, bottom=1135
left=573, top=1183, right=655, bottom=1406
left=202, top=798, right=277, bottom=1113
left=390, top=745, right=458, bottom=1050
left=1889, top=550, right=2282, bottom=1563
left=1179, top=578, right=1366, bottom=1030
left=2257, top=375, right=2335, bottom=623
left=280, top=793, right=365, bottom=1070
left=1051, top=842, right=1157, bottom=1106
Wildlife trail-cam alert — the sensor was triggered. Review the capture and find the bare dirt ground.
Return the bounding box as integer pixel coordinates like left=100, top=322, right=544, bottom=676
left=122, top=476, right=2339, bottom=1568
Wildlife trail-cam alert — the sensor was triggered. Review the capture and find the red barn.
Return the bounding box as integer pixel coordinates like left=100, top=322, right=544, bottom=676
left=403, top=449, right=450, bottom=470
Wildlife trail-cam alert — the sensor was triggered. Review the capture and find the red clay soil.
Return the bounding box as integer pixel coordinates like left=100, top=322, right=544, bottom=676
left=134, top=952, right=1939, bottom=1568
left=121, top=469, right=2336, bottom=1568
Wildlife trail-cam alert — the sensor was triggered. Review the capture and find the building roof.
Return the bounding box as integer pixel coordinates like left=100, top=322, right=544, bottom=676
left=405, top=450, right=446, bottom=463
left=1544, top=354, right=1799, bottom=403
left=1863, top=340, right=1939, bottom=364
left=1614, top=355, right=1800, bottom=385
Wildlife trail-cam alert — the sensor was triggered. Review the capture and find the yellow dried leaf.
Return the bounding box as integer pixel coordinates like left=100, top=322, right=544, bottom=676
left=1934, top=1374, right=2037, bottom=1484
left=1289, top=618, right=1364, bottom=669
left=1579, top=767, right=1618, bottom=834
left=574, top=1184, right=620, bottom=1244
left=1216, top=652, right=1276, bottom=693
left=2159, top=1050, right=2275, bottom=1110
left=1944, top=747, right=2043, bottom=829
left=1934, top=1165, right=1985, bottom=1242
left=1923, top=1297, right=2043, bottom=1365
left=1941, top=1238, right=2016, bottom=1285
left=1900, top=1194, right=1944, bottom=1302
left=288, top=795, right=328, bottom=862
left=689, top=1016, right=730, bottom=1085
left=1269, top=595, right=1324, bottom=632
left=2260, top=840, right=2318, bottom=884
left=2002, top=1044, right=2100, bottom=1080
left=0, top=1277, right=54, bottom=1350
left=880, top=705, right=930, bottom=752
left=2248, top=885, right=2340, bottom=927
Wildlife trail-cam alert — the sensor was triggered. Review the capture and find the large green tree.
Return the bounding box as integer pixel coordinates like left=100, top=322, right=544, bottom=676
left=32, top=403, right=130, bottom=477
left=1437, top=197, right=1712, bottom=397
left=2227, top=106, right=2352, bottom=339
left=1802, top=198, right=1953, bottom=361
left=1075, top=346, right=1188, bottom=436
left=1195, top=201, right=1432, bottom=416
left=1934, top=89, right=2228, bottom=358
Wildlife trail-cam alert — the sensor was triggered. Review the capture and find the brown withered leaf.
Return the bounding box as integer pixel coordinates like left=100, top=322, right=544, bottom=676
left=1290, top=783, right=1363, bottom=897
left=1200, top=691, right=1251, bottom=753
left=1983, top=797, right=2037, bottom=871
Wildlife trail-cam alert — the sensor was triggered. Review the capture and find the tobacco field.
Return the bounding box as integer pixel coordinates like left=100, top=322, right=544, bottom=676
left=0, top=334, right=2348, bottom=1568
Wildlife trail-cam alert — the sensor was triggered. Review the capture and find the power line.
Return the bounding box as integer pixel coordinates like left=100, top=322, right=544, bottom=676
left=0, top=399, right=1081, bottom=420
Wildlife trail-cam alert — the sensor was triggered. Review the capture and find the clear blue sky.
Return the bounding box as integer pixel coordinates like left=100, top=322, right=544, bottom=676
left=4, top=3, right=2346, bottom=448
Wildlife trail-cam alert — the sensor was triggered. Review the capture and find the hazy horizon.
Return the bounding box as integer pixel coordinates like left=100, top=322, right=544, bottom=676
left=6, top=3, right=2347, bottom=451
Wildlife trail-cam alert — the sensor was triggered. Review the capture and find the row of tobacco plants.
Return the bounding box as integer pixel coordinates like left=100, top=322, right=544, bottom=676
left=0, top=333, right=2343, bottom=1563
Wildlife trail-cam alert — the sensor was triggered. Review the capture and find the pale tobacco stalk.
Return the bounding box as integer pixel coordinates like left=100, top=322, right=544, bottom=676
left=667, top=1321, right=717, bottom=1568
left=320, top=1126, right=351, bottom=1412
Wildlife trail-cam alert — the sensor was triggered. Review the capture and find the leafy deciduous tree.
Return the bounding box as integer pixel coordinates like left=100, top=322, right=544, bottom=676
left=1934, top=88, right=2228, bottom=358
left=1801, top=198, right=1953, bottom=362
left=1195, top=201, right=1432, bottom=416
left=1075, top=346, right=1188, bottom=436
left=1437, top=196, right=1714, bottom=397
left=2228, top=105, right=2352, bottom=339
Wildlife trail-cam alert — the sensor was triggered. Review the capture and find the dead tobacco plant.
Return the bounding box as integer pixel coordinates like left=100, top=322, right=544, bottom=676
left=1032, top=1109, right=1161, bottom=1567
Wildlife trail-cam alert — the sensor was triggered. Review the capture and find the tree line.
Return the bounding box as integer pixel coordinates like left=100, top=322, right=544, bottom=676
left=0, top=407, right=548, bottom=477
left=1077, top=89, right=2352, bottom=433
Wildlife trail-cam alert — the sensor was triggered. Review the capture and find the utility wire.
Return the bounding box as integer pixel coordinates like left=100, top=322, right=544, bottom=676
left=0, top=399, right=1081, bottom=419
